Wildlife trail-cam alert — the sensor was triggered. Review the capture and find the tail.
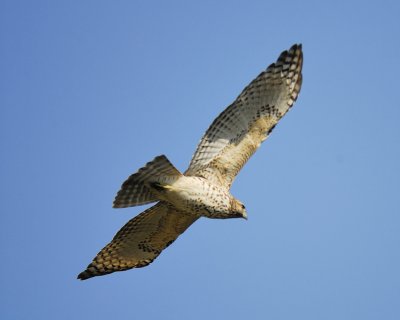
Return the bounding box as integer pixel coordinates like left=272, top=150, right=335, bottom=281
left=113, top=155, right=182, bottom=208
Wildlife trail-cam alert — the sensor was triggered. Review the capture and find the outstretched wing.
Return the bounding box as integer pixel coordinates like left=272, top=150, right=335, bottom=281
left=78, top=203, right=198, bottom=280
left=185, top=44, right=303, bottom=189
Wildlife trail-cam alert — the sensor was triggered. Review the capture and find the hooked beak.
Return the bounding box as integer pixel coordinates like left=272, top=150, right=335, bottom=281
left=242, top=210, right=248, bottom=220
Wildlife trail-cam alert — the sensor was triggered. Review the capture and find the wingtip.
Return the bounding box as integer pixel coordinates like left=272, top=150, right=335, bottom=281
left=77, top=265, right=107, bottom=280
left=290, top=43, right=302, bottom=50
left=77, top=263, right=104, bottom=280
left=112, top=201, right=121, bottom=208
left=287, top=44, right=303, bottom=59
left=77, top=270, right=91, bottom=281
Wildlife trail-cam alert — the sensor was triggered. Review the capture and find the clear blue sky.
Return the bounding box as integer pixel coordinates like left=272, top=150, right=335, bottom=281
left=1, top=0, right=399, bottom=319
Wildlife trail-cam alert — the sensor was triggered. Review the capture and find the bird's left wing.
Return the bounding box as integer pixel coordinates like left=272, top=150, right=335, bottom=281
left=78, top=202, right=198, bottom=280
left=185, top=44, right=303, bottom=189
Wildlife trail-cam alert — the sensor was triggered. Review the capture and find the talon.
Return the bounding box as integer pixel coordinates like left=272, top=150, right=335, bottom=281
left=150, top=182, right=173, bottom=191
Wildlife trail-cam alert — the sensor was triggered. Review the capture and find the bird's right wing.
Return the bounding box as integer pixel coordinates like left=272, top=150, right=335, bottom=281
left=185, top=44, right=303, bottom=189
left=78, top=203, right=198, bottom=280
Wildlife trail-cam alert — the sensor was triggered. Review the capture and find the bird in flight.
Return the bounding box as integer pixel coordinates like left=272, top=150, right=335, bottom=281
left=78, top=44, right=303, bottom=280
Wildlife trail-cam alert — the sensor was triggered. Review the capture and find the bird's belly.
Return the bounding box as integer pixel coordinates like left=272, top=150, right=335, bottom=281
left=158, top=176, right=231, bottom=218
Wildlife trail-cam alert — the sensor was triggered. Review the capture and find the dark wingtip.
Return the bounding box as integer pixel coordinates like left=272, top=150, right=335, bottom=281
left=112, top=201, right=122, bottom=208
left=77, top=263, right=117, bottom=280
left=289, top=43, right=302, bottom=51
left=77, top=270, right=93, bottom=281
left=77, top=264, right=103, bottom=280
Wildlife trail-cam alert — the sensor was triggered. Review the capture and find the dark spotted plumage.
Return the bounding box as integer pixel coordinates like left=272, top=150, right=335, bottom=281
left=78, top=203, right=197, bottom=280
left=78, top=44, right=303, bottom=280
left=186, top=44, right=303, bottom=188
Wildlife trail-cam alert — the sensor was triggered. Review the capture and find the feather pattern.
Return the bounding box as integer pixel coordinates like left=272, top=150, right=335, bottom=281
left=78, top=44, right=303, bottom=280
left=186, top=44, right=303, bottom=188
left=113, top=155, right=181, bottom=208
left=78, top=203, right=198, bottom=280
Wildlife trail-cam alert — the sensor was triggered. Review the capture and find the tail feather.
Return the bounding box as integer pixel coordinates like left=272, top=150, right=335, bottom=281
left=113, top=155, right=181, bottom=208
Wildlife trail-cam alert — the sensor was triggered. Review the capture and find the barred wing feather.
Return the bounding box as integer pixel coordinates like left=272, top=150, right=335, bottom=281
left=78, top=203, right=198, bottom=280
left=185, top=44, right=303, bottom=189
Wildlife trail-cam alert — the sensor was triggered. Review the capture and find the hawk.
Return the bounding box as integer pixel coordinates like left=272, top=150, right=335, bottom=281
left=78, top=44, right=303, bottom=280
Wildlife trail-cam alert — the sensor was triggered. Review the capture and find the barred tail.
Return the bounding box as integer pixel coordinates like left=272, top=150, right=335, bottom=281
left=113, top=155, right=181, bottom=208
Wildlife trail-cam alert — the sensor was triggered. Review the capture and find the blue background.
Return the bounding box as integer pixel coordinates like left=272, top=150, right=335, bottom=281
left=1, top=1, right=399, bottom=319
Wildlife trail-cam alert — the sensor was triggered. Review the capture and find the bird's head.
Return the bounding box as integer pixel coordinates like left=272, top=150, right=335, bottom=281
left=230, top=198, right=248, bottom=220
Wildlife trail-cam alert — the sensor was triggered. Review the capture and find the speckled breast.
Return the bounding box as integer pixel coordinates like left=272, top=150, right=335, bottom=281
left=159, top=176, right=233, bottom=218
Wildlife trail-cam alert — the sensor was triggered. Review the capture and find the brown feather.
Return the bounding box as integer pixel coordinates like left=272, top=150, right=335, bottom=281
left=186, top=44, right=303, bottom=189
left=78, top=203, right=198, bottom=280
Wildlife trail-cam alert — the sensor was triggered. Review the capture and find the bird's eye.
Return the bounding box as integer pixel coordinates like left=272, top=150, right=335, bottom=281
left=241, top=204, right=246, bottom=209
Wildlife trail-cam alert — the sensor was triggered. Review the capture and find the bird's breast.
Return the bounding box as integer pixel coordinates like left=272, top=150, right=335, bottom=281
left=159, top=176, right=232, bottom=218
